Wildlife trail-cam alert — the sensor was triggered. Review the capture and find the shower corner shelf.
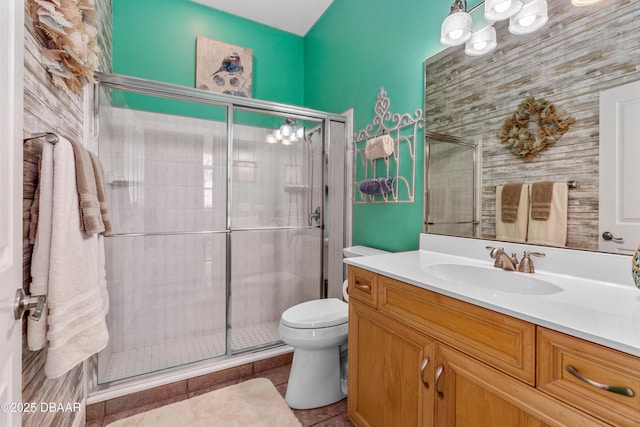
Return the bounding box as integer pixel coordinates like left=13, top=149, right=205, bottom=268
left=353, top=86, right=423, bottom=204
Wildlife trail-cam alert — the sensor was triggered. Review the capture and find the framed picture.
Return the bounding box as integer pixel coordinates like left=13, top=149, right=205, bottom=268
left=195, top=35, right=253, bottom=98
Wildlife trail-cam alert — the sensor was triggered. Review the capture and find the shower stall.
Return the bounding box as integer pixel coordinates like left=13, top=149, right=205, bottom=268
left=90, top=73, right=348, bottom=389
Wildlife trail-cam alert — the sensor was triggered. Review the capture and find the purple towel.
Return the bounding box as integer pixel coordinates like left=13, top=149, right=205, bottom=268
left=359, top=178, right=393, bottom=195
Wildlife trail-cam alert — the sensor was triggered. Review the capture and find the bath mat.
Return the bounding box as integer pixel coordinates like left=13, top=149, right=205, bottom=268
left=106, top=378, right=302, bottom=427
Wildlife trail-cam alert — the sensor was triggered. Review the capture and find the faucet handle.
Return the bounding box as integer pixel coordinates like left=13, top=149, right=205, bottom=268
left=517, top=251, right=545, bottom=273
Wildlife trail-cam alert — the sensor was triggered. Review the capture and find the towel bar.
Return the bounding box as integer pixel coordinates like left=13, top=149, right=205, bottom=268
left=493, top=181, right=577, bottom=189
left=23, top=132, right=59, bottom=144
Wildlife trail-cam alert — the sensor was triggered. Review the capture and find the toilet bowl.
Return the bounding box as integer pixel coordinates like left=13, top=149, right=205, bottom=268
left=279, top=298, right=348, bottom=409
left=279, top=245, right=389, bottom=410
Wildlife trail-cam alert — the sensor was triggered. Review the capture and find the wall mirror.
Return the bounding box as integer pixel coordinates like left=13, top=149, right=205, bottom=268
left=423, top=1, right=640, bottom=255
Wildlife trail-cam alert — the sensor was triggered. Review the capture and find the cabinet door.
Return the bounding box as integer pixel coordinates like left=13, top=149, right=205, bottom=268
left=349, top=300, right=435, bottom=427
left=434, top=344, right=608, bottom=427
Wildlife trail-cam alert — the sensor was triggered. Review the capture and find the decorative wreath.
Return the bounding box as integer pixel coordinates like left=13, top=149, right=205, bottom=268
left=28, top=0, right=100, bottom=94
left=497, top=96, right=575, bottom=161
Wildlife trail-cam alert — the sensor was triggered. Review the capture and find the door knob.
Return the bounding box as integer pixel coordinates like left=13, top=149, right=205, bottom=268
left=602, top=231, right=623, bottom=242
left=14, top=288, right=47, bottom=321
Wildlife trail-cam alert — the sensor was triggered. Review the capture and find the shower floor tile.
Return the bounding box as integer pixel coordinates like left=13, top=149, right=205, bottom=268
left=102, top=320, right=281, bottom=383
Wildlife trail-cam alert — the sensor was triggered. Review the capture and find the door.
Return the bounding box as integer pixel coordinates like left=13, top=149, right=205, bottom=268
left=229, top=109, right=324, bottom=353
left=348, top=301, right=435, bottom=427
left=599, top=80, right=640, bottom=253
left=0, top=0, right=24, bottom=425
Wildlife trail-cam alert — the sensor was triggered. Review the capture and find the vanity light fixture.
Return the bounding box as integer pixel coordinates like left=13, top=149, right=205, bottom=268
left=266, top=118, right=305, bottom=145
left=441, top=0, right=549, bottom=56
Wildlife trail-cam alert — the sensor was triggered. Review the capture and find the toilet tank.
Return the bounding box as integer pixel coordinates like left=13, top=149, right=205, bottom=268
left=343, top=245, right=389, bottom=258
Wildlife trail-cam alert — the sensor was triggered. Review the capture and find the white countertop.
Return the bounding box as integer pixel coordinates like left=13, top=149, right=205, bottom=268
left=344, top=234, right=640, bottom=357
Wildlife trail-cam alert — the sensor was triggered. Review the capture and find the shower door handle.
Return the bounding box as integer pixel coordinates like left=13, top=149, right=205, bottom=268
left=308, top=207, right=321, bottom=226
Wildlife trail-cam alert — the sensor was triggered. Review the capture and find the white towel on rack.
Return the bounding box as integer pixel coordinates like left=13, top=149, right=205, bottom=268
left=527, top=182, right=568, bottom=247
left=28, top=140, right=54, bottom=351
left=365, top=134, right=394, bottom=160
left=28, top=137, right=109, bottom=378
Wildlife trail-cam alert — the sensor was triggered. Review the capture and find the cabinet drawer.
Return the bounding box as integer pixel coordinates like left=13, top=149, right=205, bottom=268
left=537, top=327, right=640, bottom=427
left=348, top=266, right=378, bottom=308
left=378, top=275, right=536, bottom=385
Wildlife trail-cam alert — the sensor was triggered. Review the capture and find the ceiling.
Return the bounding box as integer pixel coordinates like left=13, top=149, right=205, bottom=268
left=190, top=0, right=334, bottom=36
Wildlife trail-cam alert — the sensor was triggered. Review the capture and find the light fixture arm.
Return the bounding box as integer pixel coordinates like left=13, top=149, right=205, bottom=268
left=450, top=0, right=468, bottom=13
left=468, top=1, right=484, bottom=14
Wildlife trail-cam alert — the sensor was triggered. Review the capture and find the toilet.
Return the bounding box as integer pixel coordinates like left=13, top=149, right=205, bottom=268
left=279, top=245, right=389, bottom=409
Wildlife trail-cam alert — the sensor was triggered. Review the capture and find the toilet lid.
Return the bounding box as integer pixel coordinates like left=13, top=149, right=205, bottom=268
left=281, top=298, right=348, bottom=329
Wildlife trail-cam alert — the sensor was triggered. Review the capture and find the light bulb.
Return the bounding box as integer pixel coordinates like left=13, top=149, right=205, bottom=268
left=449, top=29, right=464, bottom=40
left=295, top=127, right=304, bottom=139
left=464, top=25, right=497, bottom=56
left=274, top=129, right=283, bottom=140
left=440, top=11, right=473, bottom=46
left=473, top=41, right=488, bottom=50
left=518, top=15, right=536, bottom=27
left=281, top=137, right=292, bottom=146
left=509, top=0, right=548, bottom=35
left=280, top=124, right=292, bottom=137
left=485, top=0, right=523, bottom=20
left=571, top=0, right=602, bottom=5
left=266, top=133, right=277, bottom=144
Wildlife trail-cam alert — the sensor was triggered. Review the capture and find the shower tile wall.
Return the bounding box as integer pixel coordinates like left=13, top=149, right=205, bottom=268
left=98, top=106, right=321, bottom=382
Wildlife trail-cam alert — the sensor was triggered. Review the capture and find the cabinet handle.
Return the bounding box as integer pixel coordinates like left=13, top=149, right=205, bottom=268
left=419, top=356, right=429, bottom=388
left=434, top=364, right=444, bottom=399
left=565, top=365, right=635, bottom=397
left=354, top=280, right=371, bottom=293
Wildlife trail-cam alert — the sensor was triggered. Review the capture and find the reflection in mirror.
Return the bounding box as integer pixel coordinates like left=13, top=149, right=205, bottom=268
left=423, top=1, right=640, bottom=253
left=425, top=133, right=479, bottom=238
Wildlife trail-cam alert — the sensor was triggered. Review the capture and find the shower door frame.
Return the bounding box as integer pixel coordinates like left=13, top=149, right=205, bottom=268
left=423, top=132, right=480, bottom=237
left=91, top=72, right=348, bottom=389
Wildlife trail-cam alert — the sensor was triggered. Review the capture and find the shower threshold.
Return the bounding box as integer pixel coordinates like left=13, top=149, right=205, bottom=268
left=101, top=320, right=282, bottom=383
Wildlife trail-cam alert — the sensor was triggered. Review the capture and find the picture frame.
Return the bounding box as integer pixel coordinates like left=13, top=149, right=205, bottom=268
left=195, top=35, right=254, bottom=98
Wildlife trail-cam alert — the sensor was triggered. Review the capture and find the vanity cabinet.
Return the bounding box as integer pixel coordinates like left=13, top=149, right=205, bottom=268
left=347, top=266, right=611, bottom=427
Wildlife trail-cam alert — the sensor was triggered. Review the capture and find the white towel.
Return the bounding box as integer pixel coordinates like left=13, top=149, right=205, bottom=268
left=28, top=137, right=109, bottom=379
left=28, top=140, right=54, bottom=351
left=527, top=182, right=568, bottom=247
left=495, top=184, right=529, bottom=243
left=364, top=134, right=394, bottom=160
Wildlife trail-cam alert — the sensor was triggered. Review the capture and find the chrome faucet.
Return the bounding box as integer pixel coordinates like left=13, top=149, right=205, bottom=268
left=486, top=246, right=518, bottom=271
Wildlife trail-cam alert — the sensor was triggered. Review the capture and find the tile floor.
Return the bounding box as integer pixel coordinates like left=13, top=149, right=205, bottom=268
left=87, top=352, right=354, bottom=426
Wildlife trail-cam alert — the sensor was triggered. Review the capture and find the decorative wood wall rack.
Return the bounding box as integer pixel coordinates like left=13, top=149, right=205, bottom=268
left=353, top=87, right=423, bottom=203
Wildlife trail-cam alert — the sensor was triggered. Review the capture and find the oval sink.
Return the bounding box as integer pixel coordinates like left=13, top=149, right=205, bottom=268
left=424, top=264, right=563, bottom=295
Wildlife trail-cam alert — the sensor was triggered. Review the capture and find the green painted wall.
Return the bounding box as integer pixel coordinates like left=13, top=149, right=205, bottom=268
left=304, top=0, right=452, bottom=251
left=112, top=0, right=305, bottom=106
left=112, top=0, right=465, bottom=253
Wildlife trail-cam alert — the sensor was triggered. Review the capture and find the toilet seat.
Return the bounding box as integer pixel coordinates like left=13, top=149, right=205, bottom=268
left=280, top=298, right=348, bottom=329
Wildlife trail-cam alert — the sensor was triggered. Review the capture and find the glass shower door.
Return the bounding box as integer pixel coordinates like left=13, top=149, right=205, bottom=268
left=229, top=109, right=323, bottom=353
left=96, top=89, right=229, bottom=383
